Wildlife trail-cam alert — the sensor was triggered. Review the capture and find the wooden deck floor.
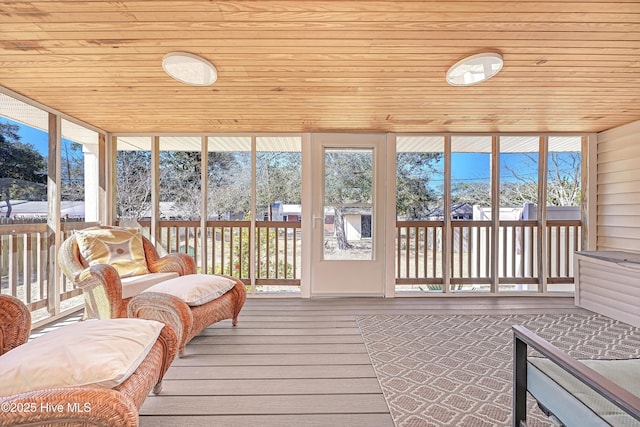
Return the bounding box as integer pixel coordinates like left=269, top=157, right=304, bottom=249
left=135, top=295, right=584, bottom=426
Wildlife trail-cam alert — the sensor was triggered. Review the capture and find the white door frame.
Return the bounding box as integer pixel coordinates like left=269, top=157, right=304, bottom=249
left=304, top=133, right=387, bottom=297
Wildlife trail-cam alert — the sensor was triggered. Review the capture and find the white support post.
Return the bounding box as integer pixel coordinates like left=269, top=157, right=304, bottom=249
left=300, top=133, right=312, bottom=298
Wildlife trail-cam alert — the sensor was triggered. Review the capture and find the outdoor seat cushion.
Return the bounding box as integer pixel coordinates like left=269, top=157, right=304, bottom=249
left=143, top=274, right=236, bottom=306
left=120, top=271, right=180, bottom=299
left=0, top=318, right=163, bottom=397
left=528, top=356, right=640, bottom=426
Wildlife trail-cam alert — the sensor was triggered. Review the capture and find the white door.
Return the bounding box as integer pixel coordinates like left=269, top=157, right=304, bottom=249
left=310, top=133, right=386, bottom=296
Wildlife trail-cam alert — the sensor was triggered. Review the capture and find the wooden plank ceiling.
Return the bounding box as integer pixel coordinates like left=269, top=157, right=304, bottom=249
left=0, top=1, right=639, bottom=134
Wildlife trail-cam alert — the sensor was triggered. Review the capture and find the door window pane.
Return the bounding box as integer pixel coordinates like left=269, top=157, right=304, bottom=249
left=323, top=148, right=373, bottom=260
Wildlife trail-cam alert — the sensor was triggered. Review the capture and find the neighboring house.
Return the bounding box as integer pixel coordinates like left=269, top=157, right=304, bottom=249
left=268, top=202, right=301, bottom=222
left=0, top=200, right=85, bottom=220
left=426, top=202, right=474, bottom=220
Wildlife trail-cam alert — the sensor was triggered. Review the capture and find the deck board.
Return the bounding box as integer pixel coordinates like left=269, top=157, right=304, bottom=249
left=140, top=394, right=389, bottom=415
left=31, top=295, right=580, bottom=426
left=163, top=365, right=378, bottom=380
left=169, top=353, right=374, bottom=366
left=138, top=296, right=581, bottom=425
left=160, top=378, right=382, bottom=395
left=139, top=414, right=394, bottom=427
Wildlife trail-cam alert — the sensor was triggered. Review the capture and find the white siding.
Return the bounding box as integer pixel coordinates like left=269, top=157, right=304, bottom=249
left=596, top=120, right=640, bottom=253
left=574, top=252, right=640, bottom=328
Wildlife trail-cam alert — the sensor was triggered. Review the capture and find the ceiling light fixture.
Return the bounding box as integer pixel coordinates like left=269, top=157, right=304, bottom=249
left=162, top=52, right=217, bottom=86
left=446, top=52, right=503, bottom=86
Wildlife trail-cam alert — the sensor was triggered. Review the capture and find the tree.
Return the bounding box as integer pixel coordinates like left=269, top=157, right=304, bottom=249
left=547, top=152, right=581, bottom=206
left=502, top=152, right=581, bottom=207
left=60, top=139, right=85, bottom=201
left=116, top=150, right=152, bottom=220
left=159, top=150, right=202, bottom=219
left=451, top=181, right=492, bottom=207
left=324, top=150, right=373, bottom=250
left=396, top=152, right=443, bottom=219
left=0, top=122, right=47, bottom=218
left=256, top=151, right=302, bottom=216
left=207, top=152, right=249, bottom=219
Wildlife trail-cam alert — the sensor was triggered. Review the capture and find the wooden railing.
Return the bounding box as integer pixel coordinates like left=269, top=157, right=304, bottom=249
left=0, top=220, right=98, bottom=321
left=135, top=219, right=301, bottom=287
left=2, top=217, right=581, bottom=322
left=396, top=219, right=582, bottom=292
left=255, top=221, right=301, bottom=285
left=395, top=221, right=444, bottom=287
left=546, top=220, right=582, bottom=283
left=450, top=220, right=493, bottom=286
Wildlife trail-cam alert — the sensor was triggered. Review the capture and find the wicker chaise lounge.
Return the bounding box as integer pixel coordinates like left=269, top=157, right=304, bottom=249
left=0, top=294, right=179, bottom=427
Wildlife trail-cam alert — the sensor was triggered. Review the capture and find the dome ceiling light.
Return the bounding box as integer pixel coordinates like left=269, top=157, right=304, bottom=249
left=446, top=52, right=503, bottom=86
left=162, top=52, right=217, bottom=86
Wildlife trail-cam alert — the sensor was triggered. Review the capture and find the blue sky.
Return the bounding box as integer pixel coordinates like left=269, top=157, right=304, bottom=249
left=2, top=117, right=49, bottom=154
left=4, top=117, right=493, bottom=182
left=3, top=117, right=569, bottom=185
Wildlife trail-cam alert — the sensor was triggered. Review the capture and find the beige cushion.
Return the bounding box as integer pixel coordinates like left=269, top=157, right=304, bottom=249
left=143, top=274, right=236, bottom=306
left=75, top=228, right=150, bottom=278
left=0, top=318, right=163, bottom=397
left=121, top=271, right=180, bottom=299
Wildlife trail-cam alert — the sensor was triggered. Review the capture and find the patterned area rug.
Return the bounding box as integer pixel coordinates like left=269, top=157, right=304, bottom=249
left=357, top=313, right=640, bottom=427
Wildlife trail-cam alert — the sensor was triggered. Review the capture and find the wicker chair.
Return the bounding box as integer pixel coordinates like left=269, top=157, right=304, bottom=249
left=58, top=226, right=196, bottom=319
left=59, top=226, right=247, bottom=356
left=0, top=294, right=179, bottom=427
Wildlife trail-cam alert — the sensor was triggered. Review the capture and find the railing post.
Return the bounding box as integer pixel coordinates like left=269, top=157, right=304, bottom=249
left=9, top=234, right=18, bottom=297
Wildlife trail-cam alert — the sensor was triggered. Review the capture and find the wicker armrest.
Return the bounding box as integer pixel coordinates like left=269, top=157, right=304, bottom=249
left=0, top=387, right=139, bottom=427
left=76, top=264, right=126, bottom=318
left=0, top=295, right=31, bottom=356
left=128, top=292, right=193, bottom=358
left=147, top=252, right=196, bottom=276
left=57, top=235, right=87, bottom=283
